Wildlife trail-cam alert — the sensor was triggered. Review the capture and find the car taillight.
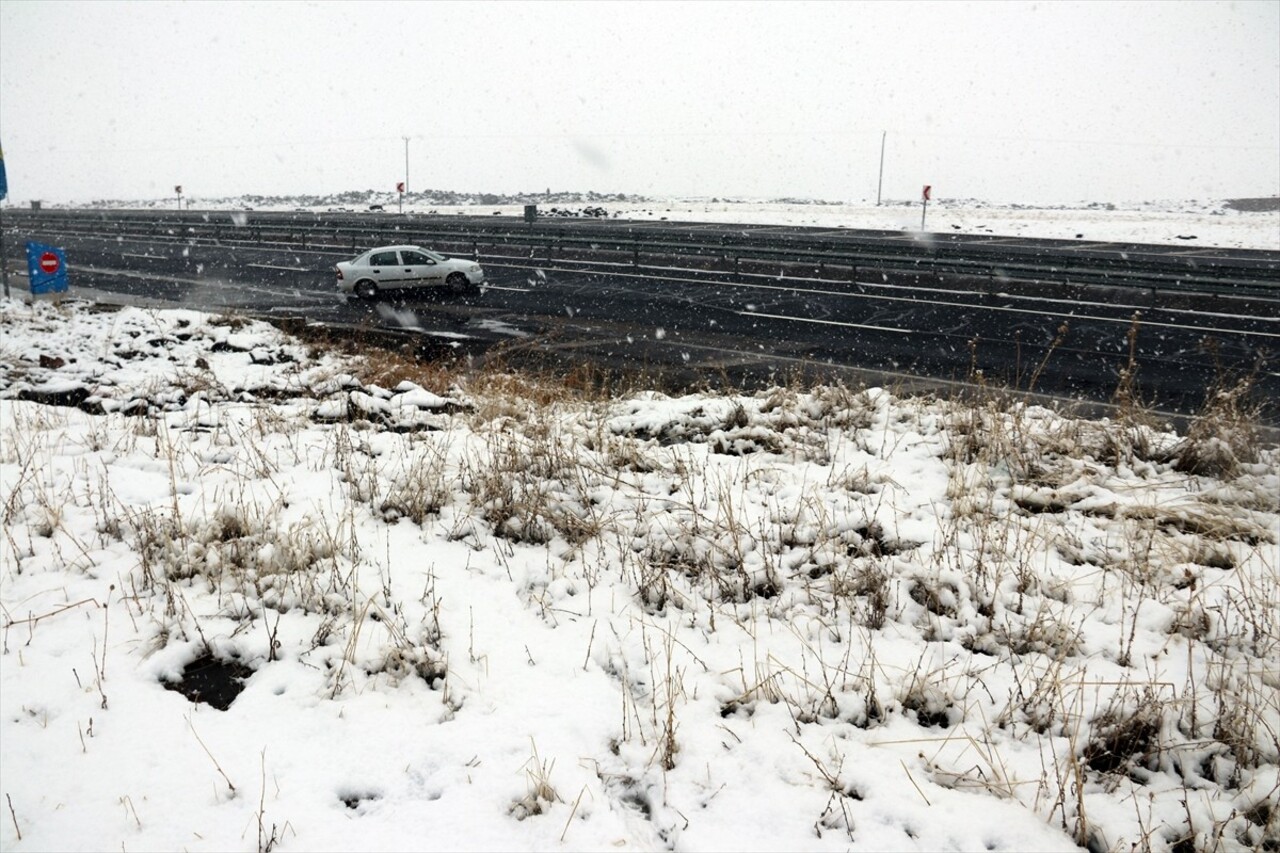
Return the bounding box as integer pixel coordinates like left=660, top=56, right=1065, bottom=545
left=335, top=268, right=344, bottom=280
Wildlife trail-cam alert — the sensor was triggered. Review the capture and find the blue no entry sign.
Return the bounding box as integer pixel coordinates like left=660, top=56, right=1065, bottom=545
left=26, top=241, right=69, bottom=295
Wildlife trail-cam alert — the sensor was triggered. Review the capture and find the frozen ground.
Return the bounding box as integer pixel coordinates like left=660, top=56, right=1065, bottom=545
left=1, top=297, right=1277, bottom=852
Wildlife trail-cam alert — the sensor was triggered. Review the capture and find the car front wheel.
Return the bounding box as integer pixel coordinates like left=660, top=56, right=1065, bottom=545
left=446, top=272, right=472, bottom=295
left=354, top=280, right=379, bottom=300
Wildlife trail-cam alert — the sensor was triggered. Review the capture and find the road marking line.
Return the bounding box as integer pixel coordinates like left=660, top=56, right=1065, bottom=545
left=487, top=263, right=1275, bottom=335
left=485, top=262, right=1275, bottom=323
left=738, top=295, right=1280, bottom=339
left=248, top=263, right=311, bottom=272
left=737, top=311, right=914, bottom=335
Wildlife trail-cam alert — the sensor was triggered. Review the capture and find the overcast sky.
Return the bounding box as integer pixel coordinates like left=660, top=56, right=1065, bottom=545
left=2, top=0, right=1277, bottom=205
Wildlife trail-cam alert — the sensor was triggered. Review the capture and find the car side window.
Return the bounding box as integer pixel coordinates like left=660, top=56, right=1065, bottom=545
left=401, top=251, right=434, bottom=265
left=369, top=251, right=399, bottom=266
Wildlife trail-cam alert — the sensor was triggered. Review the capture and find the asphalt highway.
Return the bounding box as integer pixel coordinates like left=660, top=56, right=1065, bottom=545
left=3, top=220, right=1277, bottom=425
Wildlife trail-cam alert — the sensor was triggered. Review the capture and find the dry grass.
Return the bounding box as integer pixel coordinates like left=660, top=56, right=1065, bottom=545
left=4, top=303, right=1278, bottom=853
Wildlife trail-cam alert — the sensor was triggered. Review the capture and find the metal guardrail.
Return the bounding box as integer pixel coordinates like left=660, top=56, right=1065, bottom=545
left=6, top=209, right=1280, bottom=300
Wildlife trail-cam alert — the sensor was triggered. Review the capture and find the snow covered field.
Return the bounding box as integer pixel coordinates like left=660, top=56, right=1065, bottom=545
left=2, top=297, right=1277, bottom=852
left=476, top=199, right=1280, bottom=251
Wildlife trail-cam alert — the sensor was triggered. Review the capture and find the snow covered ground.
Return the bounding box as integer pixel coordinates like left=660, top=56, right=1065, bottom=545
left=480, top=199, right=1280, bottom=251
left=2, top=297, right=1277, bottom=852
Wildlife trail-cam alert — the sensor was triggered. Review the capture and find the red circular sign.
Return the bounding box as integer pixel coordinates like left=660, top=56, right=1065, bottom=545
left=39, top=252, right=61, bottom=274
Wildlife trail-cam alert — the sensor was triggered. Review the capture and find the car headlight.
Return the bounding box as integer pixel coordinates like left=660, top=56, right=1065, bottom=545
left=470, top=264, right=481, bottom=272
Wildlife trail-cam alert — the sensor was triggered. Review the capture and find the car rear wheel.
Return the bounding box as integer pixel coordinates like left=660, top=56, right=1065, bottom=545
left=354, top=280, right=379, bottom=300
left=445, top=272, right=472, bottom=295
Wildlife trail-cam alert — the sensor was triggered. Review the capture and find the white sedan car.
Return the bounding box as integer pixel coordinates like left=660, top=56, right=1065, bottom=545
left=336, top=245, right=485, bottom=299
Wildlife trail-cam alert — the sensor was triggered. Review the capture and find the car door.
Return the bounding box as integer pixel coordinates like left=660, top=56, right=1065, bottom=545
left=399, top=249, right=442, bottom=288
left=366, top=250, right=403, bottom=289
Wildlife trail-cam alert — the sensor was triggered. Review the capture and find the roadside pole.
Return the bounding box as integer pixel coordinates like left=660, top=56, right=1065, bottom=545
left=403, top=136, right=410, bottom=198
left=0, top=139, right=8, bottom=296
left=1, top=203, right=9, bottom=299
left=876, top=131, right=886, bottom=206
left=921, top=184, right=931, bottom=229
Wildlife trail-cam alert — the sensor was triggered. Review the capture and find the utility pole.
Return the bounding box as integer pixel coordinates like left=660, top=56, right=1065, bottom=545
left=403, top=136, right=410, bottom=197
left=876, top=131, right=886, bottom=206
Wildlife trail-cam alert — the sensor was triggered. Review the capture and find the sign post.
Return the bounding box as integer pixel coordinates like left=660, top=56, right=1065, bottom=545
left=175, top=185, right=183, bottom=211
left=0, top=208, right=7, bottom=300
left=402, top=136, right=410, bottom=207
left=1, top=206, right=8, bottom=299
left=397, top=181, right=405, bottom=214
left=2, top=140, right=10, bottom=298
left=876, top=130, right=886, bottom=206
left=921, top=184, right=932, bottom=229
